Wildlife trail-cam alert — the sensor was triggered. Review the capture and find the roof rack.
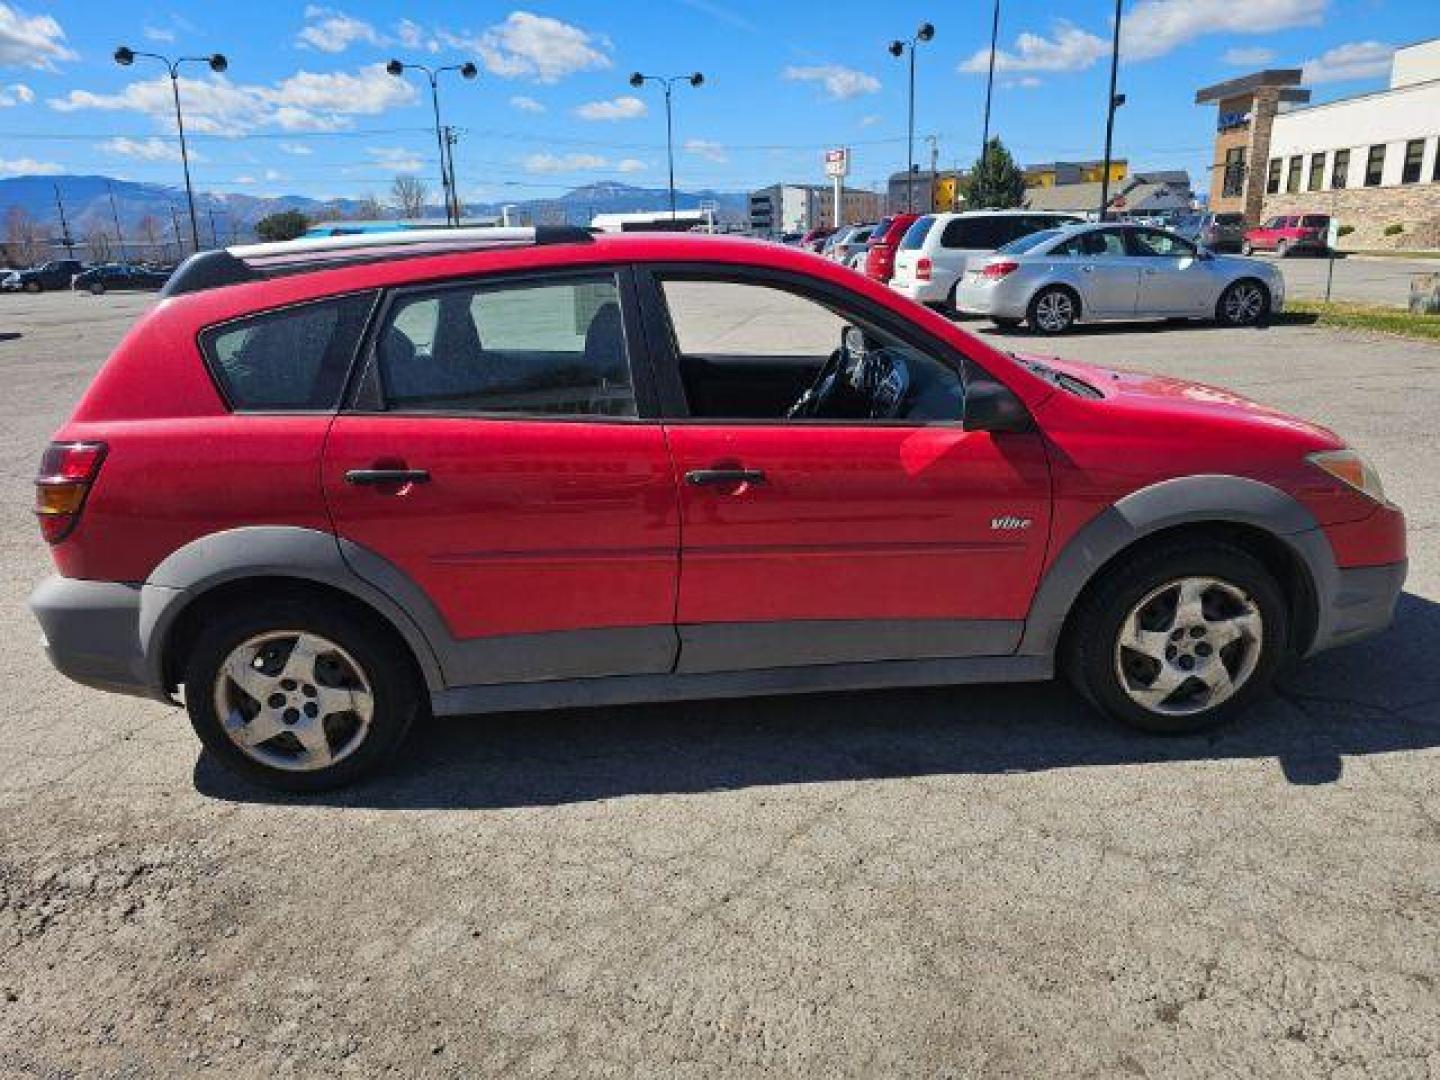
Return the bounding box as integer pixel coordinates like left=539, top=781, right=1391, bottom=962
left=160, top=225, right=595, bottom=298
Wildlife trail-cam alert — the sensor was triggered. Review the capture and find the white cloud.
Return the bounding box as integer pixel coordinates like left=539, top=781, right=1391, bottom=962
left=509, top=94, right=545, bottom=113
left=279, top=141, right=313, bottom=155
left=1002, top=76, right=1044, bottom=89
left=575, top=94, right=645, bottom=121
left=0, top=81, right=31, bottom=106
left=367, top=146, right=425, bottom=173
left=959, top=22, right=1109, bottom=74
left=1122, top=0, right=1325, bottom=61
left=143, top=25, right=176, bottom=43
left=0, top=156, right=62, bottom=175
left=297, top=5, right=383, bottom=53
left=0, top=2, right=76, bottom=69
left=782, top=64, right=881, bottom=100
left=99, top=136, right=197, bottom=163
left=523, top=151, right=607, bottom=174
left=616, top=158, right=647, bottom=173
left=452, top=12, right=612, bottom=84
left=394, top=19, right=425, bottom=49
left=1302, top=40, right=1394, bottom=84
left=857, top=114, right=880, bottom=128
left=684, top=138, right=727, bottom=164
left=1222, top=46, right=1277, bottom=66
left=677, top=0, right=756, bottom=33
left=49, top=63, right=416, bottom=136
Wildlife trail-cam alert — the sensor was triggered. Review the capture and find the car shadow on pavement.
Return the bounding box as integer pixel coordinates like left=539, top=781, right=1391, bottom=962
left=971, top=312, right=1320, bottom=339
left=0, top=332, right=21, bottom=343
left=195, top=591, right=1440, bottom=809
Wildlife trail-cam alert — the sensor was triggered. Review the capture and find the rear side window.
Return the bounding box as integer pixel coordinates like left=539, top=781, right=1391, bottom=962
left=899, top=215, right=935, bottom=250
left=1300, top=215, right=1329, bottom=228
left=201, top=292, right=376, bottom=411
left=942, top=217, right=1004, bottom=249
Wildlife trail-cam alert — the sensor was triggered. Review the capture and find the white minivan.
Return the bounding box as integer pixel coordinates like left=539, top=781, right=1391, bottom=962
left=891, top=210, right=1083, bottom=310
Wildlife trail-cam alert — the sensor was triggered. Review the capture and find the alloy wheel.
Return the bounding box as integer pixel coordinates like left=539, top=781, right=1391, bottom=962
left=1034, top=290, right=1074, bottom=332
left=1113, top=577, right=1264, bottom=716
left=211, top=630, right=374, bottom=772
left=1223, top=283, right=1265, bottom=324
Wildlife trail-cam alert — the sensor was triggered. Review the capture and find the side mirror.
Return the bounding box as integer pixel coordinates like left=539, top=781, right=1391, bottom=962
left=964, top=377, right=1033, bottom=432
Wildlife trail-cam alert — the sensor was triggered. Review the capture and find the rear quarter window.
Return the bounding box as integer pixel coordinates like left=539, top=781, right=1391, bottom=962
left=899, top=216, right=936, bottom=250
left=200, top=292, right=376, bottom=411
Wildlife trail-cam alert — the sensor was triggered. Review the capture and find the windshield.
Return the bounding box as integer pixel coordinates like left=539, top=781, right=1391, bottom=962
left=899, top=215, right=935, bottom=250
left=998, top=229, right=1062, bottom=254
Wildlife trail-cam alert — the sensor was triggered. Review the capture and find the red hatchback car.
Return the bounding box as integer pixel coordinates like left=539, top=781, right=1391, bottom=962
left=31, top=228, right=1406, bottom=790
left=863, top=212, right=919, bottom=283
left=1242, top=214, right=1331, bottom=257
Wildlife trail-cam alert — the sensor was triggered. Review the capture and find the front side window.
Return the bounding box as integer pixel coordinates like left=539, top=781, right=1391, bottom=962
left=1365, top=144, right=1386, bottom=186
left=1402, top=139, right=1424, bottom=184
left=660, top=277, right=964, bottom=424
left=1054, top=229, right=1127, bottom=257
left=1266, top=158, right=1282, bottom=194
left=1286, top=156, right=1302, bottom=193
left=374, top=273, right=636, bottom=417
left=1332, top=148, right=1350, bottom=189
left=201, top=292, right=376, bottom=411
left=1127, top=229, right=1197, bottom=257
left=1308, top=153, right=1325, bottom=191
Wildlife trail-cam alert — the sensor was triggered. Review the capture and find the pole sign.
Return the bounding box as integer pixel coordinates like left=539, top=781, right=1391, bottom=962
left=1326, top=217, right=1340, bottom=250
left=824, top=148, right=850, bottom=178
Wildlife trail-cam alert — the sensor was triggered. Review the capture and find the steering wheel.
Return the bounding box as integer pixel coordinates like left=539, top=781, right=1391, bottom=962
left=786, top=326, right=864, bottom=419
left=864, top=348, right=912, bottom=419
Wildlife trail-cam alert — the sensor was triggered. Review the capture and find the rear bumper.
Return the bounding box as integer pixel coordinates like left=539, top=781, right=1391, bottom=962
left=891, top=277, right=951, bottom=304
left=956, top=279, right=1031, bottom=319
left=1308, top=559, right=1407, bottom=655
left=29, top=575, right=167, bottom=702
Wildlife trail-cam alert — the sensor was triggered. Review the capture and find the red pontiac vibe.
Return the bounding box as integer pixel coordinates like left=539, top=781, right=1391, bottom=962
left=30, top=228, right=1407, bottom=790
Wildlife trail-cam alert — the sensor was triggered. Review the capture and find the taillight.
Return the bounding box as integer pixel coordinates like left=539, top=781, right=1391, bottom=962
left=916, top=257, right=932, bottom=281
left=980, top=260, right=1020, bottom=281
left=35, top=441, right=106, bottom=543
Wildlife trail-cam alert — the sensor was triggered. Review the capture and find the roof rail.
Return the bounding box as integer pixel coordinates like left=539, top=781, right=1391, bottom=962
left=160, top=225, right=595, bottom=298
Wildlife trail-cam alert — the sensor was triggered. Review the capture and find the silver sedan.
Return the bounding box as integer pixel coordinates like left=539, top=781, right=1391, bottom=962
left=955, top=222, right=1285, bottom=334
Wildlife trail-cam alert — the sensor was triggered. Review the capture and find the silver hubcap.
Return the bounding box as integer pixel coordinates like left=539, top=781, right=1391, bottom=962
left=1114, top=577, right=1264, bottom=716
left=212, top=631, right=374, bottom=772
left=1225, top=284, right=1263, bottom=323
left=1035, top=291, right=1073, bottom=331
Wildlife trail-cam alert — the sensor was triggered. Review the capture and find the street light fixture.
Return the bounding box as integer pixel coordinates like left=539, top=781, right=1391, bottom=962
left=386, top=59, right=479, bottom=227
left=888, top=23, right=934, bottom=213
left=628, top=72, right=704, bottom=221
left=113, top=46, right=228, bottom=255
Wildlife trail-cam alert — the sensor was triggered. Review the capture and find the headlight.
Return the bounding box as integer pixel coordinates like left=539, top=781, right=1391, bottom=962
left=1307, top=449, right=1386, bottom=504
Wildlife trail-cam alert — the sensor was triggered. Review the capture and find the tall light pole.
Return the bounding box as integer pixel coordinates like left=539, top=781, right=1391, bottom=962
left=113, top=46, right=227, bottom=255
left=979, top=0, right=1001, bottom=171
left=629, top=72, right=705, bottom=221
left=386, top=59, right=479, bottom=227
left=888, top=22, right=935, bottom=213
left=1097, top=0, right=1126, bottom=221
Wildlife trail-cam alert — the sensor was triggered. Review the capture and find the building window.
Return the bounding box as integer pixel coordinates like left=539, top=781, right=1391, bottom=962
left=1402, top=139, right=1424, bottom=184
left=1266, top=158, right=1282, bottom=194
left=1286, top=156, right=1302, bottom=193
left=1365, top=144, right=1386, bottom=186
left=1308, top=153, right=1325, bottom=192
left=1332, top=148, right=1350, bottom=189
left=1222, top=148, right=1246, bottom=198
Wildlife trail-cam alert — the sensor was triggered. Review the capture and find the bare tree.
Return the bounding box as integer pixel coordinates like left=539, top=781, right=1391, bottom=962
left=86, top=228, right=114, bottom=264
left=354, top=192, right=386, bottom=220
left=391, top=175, right=429, bottom=219
left=136, top=214, right=166, bottom=262
left=4, top=205, right=46, bottom=266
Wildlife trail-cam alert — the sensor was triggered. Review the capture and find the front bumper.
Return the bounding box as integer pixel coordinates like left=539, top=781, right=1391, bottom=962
left=1308, top=559, right=1407, bottom=655
left=30, top=575, right=166, bottom=701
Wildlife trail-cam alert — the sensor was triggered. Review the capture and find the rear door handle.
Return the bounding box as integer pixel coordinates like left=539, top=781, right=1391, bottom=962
left=685, top=468, right=766, bottom=487
left=345, top=468, right=431, bottom=485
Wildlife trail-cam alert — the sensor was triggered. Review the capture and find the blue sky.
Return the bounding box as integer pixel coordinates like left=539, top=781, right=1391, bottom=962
left=0, top=0, right=1431, bottom=202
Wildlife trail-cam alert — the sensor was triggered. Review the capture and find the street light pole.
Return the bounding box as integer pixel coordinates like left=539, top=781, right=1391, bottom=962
left=629, top=72, right=705, bottom=221
left=980, top=0, right=1001, bottom=170
left=113, top=47, right=228, bottom=254
left=889, top=23, right=935, bottom=213
left=1097, top=0, right=1125, bottom=221
left=386, top=59, right=479, bottom=227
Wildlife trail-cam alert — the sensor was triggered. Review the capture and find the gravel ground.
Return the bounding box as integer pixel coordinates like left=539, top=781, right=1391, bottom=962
left=1, top=290, right=1437, bottom=1078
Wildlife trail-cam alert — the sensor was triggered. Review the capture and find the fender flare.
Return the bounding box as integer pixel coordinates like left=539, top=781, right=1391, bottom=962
left=138, top=525, right=446, bottom=693
left=1017, top=474, right=1338, bottom=657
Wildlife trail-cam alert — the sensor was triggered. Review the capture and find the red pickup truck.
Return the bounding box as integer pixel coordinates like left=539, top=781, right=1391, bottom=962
left=1242, top=214, right=1331, bottom=257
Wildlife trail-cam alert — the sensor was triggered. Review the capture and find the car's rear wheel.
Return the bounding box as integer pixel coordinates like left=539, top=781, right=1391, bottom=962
left=1027, top=286, right=1078, bottom=334
left=1064, top=540, right=1288, bottom=734
left=1216, top=279, right=1270, bottom=326
left=183, top=597, right=421, bottom=791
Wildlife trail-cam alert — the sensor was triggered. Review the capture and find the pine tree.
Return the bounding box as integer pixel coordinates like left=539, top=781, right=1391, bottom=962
left=960, top=138, right=1027, bottom=210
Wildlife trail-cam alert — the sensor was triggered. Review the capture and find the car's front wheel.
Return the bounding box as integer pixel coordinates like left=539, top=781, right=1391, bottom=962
left=1216, top=279, right=1270, bottom=326
left=1064, top=540, right=1288, bottom=734
left=183, top=597, right=421, bottom=791
left=1027, top=286, right=1079, bottom=334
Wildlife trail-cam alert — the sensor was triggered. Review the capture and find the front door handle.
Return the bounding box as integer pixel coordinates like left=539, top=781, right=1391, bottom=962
left=685, top=468, right=766, bottom=487
left=345, top=468, right=431, bottom=486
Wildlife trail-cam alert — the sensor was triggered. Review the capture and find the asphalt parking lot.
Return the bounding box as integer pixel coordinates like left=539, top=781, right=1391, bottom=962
left=1, top=289, right=1437, bottom=1077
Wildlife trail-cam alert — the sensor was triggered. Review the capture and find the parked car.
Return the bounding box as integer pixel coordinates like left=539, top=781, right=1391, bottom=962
left=825, top=223, right=876, bottom=264
left=1194, top=212, right=1247, bottom=252
left=1242, top=214, right=1331, bottom=257
left=799, top=226, right=836, bottom=253
left=956, top=222, right=1285, bottom=334
left=72, top=263, right=172, bottom=294
left=30, top=227, right=1405, bottom=790
left=778, top=231, right=804, bottom=246
left=2, top=259, right=86, bottom=293
left=863, top=212, right=919, bottom=284
left=891, top=211, right=1083, bottom=311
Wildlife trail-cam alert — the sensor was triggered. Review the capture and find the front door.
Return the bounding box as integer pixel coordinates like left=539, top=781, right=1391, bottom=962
left=642, top=271, right=1052, bottom=673
left=323, top=268, right=680, bottom=686
left=1127, top=227, right=1210, bottom=315
left=1056, top=227, right=1139, bottom=317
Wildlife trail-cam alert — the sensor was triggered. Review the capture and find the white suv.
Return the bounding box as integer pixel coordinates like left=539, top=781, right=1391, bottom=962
left=891, top=210, right=1083, bottom=310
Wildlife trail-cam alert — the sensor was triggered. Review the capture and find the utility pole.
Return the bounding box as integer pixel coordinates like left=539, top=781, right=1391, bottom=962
left=926, top=135, right=939, bottom=213
left=106, top=180, right=126, bottom=264
left=52, top=183, right=75, bottom=258
left=169, top=204, right=184, bottom=261
left=1097, top=0, right=1125, bottom=221
left=980, top=0, right=1001, bottom=170
left=208, top=207, right=220, bottom=249
left=444, top=125, right=462, bottom=224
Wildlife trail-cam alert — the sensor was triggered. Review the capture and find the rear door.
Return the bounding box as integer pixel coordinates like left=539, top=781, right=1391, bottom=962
left=322, top=267, right=681, bottom=686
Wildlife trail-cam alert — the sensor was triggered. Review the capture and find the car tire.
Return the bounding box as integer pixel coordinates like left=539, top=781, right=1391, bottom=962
left=1216, top=278, right=1271, bottom=327
left=183, top=596, right=423, bottom=792
left=1027, top=286, right=1079, bottom=334
left=88, top=283, right=105, bottom=295
left=1063, top=539, right=1289, bottom=735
